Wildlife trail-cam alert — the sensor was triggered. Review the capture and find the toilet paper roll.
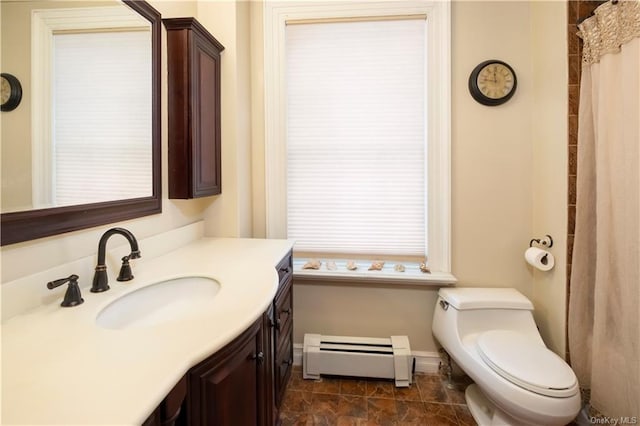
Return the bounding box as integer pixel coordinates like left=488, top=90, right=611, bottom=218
left=524, top=247, right=555, bottom=271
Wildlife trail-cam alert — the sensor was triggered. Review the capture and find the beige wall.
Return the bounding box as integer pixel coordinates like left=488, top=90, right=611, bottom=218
left=0, top=0, right=213, bottom=283
left=530, top=0, right=568, bottom=356
left=198, top=0, right=253, bottom=238
left=2, top=0, right=35, bottom=210
left=246, top=0, right=568, bottom=355
left=0, top=0, right=114, bottom=211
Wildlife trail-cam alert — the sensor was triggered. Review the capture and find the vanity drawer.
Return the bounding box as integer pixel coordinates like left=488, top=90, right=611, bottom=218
left=274, top=321, right=293, bottom=407
left=275, top=252, right=293, bottom=290
left=274, top=278, right=292, bottom=349
left=271, top=250, right=294, bottom=418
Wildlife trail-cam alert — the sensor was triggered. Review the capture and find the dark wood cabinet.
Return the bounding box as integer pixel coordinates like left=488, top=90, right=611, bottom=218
left=163, top=17, right=224, bottom=199
left=262, top=304, right=277, bottom=426
left=142, top=376, right=187, bottom=426
left=261, top=252, right=294, bottom=424
left=144, top=252, right=293, bottom=426
left=186, top=317, right=264, bottom=426
left=273, top=254, right=294, bottom=408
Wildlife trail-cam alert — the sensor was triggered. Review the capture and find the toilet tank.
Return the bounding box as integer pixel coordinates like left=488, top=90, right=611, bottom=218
left=439, top=288, right=533, bottom=311
left=432, top=288, right=542, bottom=350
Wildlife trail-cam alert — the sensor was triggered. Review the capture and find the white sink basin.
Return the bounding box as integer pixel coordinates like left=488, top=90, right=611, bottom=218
left=96, top=276, right=220, bottom=330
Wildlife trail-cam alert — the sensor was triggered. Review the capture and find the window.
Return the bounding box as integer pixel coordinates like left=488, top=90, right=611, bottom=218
left=287, top=19, right=426, bottom=257
left=265, top=2, right=453, bottom=283
left=31, top=6, right=152, bottom=209
left=52, top=30, right=152, bottom=207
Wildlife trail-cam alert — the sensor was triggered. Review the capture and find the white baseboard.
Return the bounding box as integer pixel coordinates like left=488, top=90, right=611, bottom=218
left=292, top=343, right=441, bottom=375
left=293, top=343, right=304, bottom=366
left=412, top=350, right=442, bottom=374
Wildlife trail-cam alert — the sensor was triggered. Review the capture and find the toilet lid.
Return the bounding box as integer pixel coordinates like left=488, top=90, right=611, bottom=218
left=476, top=330, right=578, bottom=398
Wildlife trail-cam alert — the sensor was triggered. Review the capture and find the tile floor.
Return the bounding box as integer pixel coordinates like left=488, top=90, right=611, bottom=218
left=279, top=367, right=476, bottom=425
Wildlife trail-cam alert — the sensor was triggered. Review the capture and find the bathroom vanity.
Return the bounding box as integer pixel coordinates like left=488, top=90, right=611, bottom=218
left=1, top=237, right=294, bottom=425
left=144, top=251, right=294, bottom=426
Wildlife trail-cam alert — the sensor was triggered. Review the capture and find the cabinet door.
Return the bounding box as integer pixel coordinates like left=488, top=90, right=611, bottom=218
left=188, top=319, right=263, bottom=426
left=274, top=321, right=293, bottom=408
left=190, top=33, right=221, bottom=197
left=262, top=306, right=276, bottom=426
left=274, top=278, right=293, bottom=350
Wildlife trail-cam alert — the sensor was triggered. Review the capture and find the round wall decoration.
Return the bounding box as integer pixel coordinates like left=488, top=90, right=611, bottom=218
left=1, top=73, right=23, bottom=112
left=468, top=60, right=517, bottom=106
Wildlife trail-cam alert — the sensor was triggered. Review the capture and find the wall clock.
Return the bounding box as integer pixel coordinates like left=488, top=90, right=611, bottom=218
left=468, top=60, right=517, bottom=106
left=1, top=73, right=23, bottom=112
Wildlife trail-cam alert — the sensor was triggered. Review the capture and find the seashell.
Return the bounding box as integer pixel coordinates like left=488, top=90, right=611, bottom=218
left=394, top=264, right=405, bottom=272
left=326, top=261, right=337, bottom=271
left=419, top=262, right=431, bottom=273
left=346, top=261, right=358, bottom=271
left=303, top=259, right=322, bottom=270
left=369, top=261, right=385, bottom=271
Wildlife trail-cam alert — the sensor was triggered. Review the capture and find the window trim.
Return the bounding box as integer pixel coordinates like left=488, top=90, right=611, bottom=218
left=264, top=1, right=452, bottom=274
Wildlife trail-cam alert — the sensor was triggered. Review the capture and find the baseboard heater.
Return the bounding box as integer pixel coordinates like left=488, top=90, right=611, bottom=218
left=302, top=334, right=413, bottom=387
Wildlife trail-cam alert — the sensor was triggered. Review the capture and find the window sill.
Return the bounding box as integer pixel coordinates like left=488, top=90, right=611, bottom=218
left=292, top=258, right=457, bottom=287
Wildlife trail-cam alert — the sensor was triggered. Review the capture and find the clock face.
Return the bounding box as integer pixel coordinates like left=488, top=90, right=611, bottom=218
left=468, top=60, right=517, bottom=106
left=477, top=63, right=515, bottom=99
left=1, top=76, right=10, bottom=105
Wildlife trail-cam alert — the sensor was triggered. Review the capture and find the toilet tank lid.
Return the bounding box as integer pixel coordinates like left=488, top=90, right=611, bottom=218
left=438, top=288, right=533, bottom=310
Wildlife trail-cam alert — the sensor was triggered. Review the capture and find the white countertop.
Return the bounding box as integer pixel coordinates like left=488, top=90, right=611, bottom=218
left=1, top=237, right=294, bottom=425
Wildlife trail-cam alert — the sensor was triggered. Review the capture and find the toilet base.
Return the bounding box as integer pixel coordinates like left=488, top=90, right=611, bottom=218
left=466, top=384, right=530, bottom=426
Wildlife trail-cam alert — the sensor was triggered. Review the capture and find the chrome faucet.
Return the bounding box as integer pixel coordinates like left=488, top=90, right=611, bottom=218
left=91, top=227, right=141, bottom=293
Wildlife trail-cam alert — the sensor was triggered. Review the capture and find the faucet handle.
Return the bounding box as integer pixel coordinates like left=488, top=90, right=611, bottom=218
left=117, top=256, right=134, bottom=281
left=47, top=274, right=84, bottom=307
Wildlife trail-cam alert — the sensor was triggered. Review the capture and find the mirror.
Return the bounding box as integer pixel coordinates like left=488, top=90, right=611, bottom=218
left=0, top=0, right=161, bottom=246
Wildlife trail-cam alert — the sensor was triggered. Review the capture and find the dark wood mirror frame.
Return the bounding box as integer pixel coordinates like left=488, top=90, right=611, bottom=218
left=0, top=0, right=161, bottom=246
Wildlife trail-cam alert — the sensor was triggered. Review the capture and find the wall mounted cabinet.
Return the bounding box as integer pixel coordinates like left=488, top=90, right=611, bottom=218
left=163, top=17, right=224, bottom=199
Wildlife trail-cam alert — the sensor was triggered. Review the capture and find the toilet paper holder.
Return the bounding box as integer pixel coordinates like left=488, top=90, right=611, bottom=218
left=529, top=235, right=553, bottom=248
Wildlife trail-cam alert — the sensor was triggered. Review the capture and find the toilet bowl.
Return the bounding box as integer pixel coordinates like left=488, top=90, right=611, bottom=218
left=432, top=287, right=581, bottom=426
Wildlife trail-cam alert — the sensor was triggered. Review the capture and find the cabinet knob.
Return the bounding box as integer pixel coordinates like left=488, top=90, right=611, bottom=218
left=276, top=308, right=291, bottom=330
left=250, top=351, right=265, bottom=364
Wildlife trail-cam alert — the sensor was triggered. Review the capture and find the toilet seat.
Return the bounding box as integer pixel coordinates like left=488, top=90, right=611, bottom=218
left=476, top=330, right=578, bottom=398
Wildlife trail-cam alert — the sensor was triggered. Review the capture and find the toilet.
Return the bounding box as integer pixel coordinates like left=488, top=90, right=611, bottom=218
left=432, top=287, right=581, bottom=426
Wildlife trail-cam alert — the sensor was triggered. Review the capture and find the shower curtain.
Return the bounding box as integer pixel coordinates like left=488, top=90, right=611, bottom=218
left=569, top=0, right=640, bottom=418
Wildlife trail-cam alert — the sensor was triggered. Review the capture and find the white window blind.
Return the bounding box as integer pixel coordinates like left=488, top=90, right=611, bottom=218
left=52, top=30, right=152, bottom=206
left=286, top=19, right=426, bottom=257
